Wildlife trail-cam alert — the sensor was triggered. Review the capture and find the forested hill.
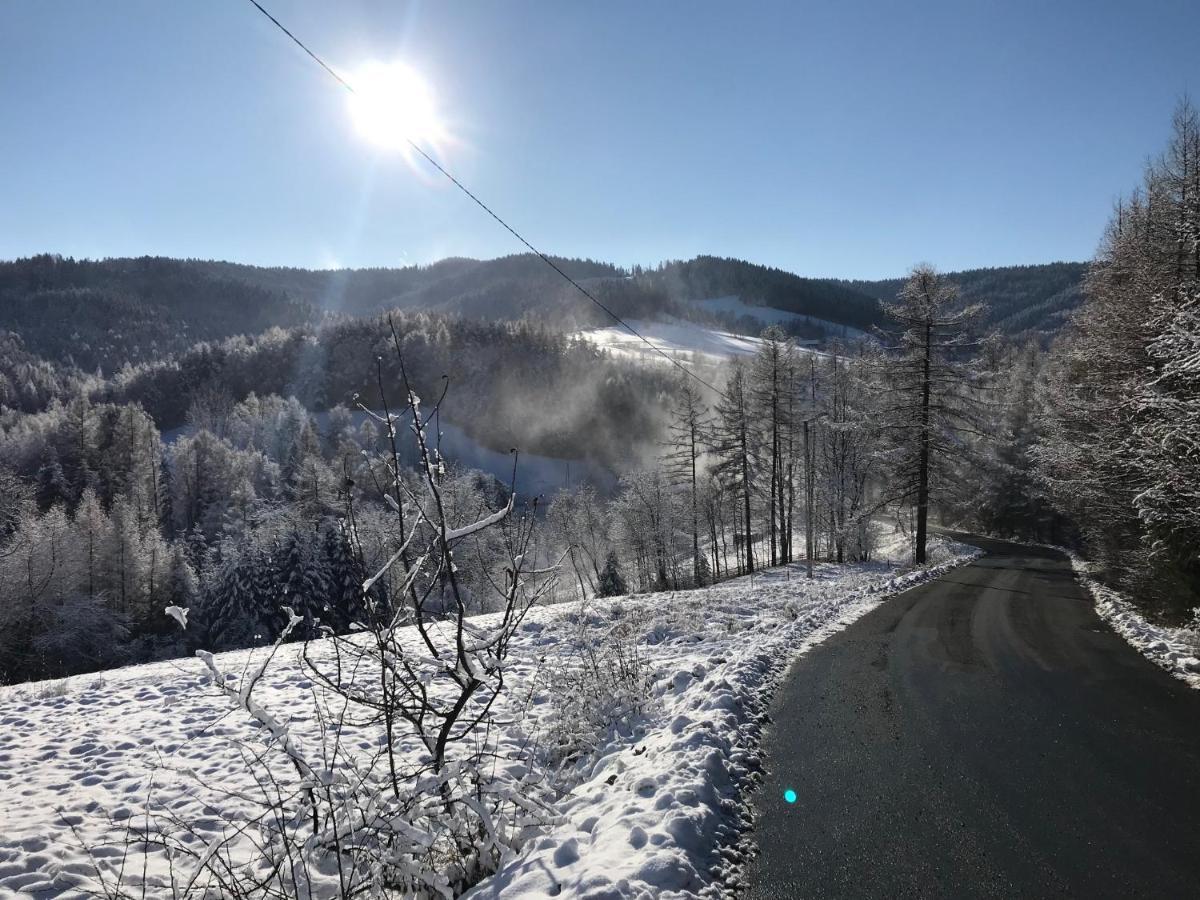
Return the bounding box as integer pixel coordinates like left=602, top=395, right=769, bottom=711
left=842, top=262, right=1088, bottom=339
left=0, top=255, right=313, bottom=372
left=0, top=255, right=1087, bottom=378
left=194, top=253, right=627, bottom=321
left=641, top=256, right=884, bottom=332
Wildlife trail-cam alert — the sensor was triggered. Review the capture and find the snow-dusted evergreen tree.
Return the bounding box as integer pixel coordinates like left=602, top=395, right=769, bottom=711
left=0, top=465, right=32, bottom=549
left=878, top=264, right=986, bottom=563
left=970, top=343, right=1060, bottom=540
left=34, top=450, right=68, bottom=512
left=161, top=541, right=200, bottom=633
left=71, top=488, right=110, bottom=600
left=597, top=549, right=627, bottom=597
left=202, top=537, right=281, bottom=649
left=273, top=526, right=332, bottom=640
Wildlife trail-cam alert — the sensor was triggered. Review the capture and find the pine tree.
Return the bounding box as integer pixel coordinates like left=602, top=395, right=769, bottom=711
left=322, top=517, right=368, bottom=632
left=597, top=550, right=627, bottom=598
left=202, top=539, right=280, bottom=650
left=879, top=265, right=985, bottom=563
left=35, top=451, right=69, bottom=512
left=273, top=528, right=331, bottom=641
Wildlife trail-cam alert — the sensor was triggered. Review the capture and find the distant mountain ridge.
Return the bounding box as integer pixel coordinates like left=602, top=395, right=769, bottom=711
left=0, top=254, right=1088, bottom=376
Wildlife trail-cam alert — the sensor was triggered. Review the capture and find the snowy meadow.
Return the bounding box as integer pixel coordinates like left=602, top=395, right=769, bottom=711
left=0, top=536, right=979, bottom=898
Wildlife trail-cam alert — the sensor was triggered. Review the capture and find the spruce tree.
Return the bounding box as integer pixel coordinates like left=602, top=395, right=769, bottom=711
left=597, top=550, right=627, bottom=598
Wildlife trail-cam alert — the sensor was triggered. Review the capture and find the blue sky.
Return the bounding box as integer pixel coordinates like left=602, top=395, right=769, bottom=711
left=1, top=0, right=1196, bottom=279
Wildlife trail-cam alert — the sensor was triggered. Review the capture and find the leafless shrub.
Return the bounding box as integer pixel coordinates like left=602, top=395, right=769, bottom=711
left=91, top=331, right=562, bottom=898
left=540, top=605, right=656, bottom=768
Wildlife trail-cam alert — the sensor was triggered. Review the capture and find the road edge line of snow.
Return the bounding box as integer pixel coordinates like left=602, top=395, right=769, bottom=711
left=717, top=544, right=984, bottom=896
left=1058, top=549, right=1200, bottom=691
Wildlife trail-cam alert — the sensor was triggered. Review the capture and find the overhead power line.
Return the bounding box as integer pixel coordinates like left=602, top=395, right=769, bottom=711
left=245, top=0, right=727, bottom=397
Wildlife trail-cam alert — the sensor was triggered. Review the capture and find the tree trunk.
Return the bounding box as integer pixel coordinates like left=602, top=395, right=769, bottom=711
left=915, top=321, right=932, bottom=564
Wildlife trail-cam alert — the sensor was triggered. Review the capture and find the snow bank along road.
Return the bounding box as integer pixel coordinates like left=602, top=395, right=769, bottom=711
left=744, top=536, right=1200, bottom=899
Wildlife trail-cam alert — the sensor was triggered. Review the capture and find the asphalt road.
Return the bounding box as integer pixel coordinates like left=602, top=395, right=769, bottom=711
left=742, top=536, right=1200, bottom=898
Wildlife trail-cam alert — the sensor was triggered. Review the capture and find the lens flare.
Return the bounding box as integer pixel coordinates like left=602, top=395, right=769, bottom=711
left=347, top=61, right=444, bottom=150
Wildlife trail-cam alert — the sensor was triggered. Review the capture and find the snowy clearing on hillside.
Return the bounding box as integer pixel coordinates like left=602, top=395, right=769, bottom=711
left=575, top=319, right=830, bottom=369
left=688, top=296, right=872, bottom=343
left=0, top=537, right=979, bottom=898
left=1065, top=553, right=1200, bottom=690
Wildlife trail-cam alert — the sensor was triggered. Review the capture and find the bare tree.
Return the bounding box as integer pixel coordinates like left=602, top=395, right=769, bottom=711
left=711, top=359, right=756, bottom=574
left=662, top=375, right=713, bottom=586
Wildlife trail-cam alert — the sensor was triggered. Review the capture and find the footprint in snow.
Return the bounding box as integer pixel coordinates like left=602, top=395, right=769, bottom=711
left=553, top=837, right=580, bottom=867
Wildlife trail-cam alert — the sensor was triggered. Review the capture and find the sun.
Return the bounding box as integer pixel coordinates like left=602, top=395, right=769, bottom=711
left=347, top=61, right=444, bottom=150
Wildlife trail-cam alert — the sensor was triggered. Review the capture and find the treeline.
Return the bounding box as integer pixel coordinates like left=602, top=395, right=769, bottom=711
left=1030, top=100, right=1200, bottom=620
left=195, top=253, right=625, bottom=319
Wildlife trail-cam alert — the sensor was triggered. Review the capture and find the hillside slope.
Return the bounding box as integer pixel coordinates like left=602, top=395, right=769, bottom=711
left=0, top=255, right=313, bottom=371
left=842, top=261, right=1088, bottom=339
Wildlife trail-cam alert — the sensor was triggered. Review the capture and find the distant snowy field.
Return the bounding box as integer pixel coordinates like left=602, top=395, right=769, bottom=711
left=574, top=302, right=871, bottom=371
left=0, top=536, right=979, bottom=898
left=575, top=317, right=840, bottom=371
left=575, top=318, right=769, bottom=367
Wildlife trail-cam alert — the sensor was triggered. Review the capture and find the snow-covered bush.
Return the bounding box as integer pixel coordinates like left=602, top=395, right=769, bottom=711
left=540, top=603, right=656, bottom=767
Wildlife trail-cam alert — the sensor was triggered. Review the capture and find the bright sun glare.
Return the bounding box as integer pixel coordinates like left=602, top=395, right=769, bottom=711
left=347, top=61, right=443, bottom=150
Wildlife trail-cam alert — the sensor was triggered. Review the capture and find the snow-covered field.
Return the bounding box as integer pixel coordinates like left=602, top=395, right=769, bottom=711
left=1066, top=554, right=1200, bottom=690
left=0, top=537, right=980, bottom=898
left=575, top=319, right=840, bottom=373
left=575, top=318, right=769, bottom=367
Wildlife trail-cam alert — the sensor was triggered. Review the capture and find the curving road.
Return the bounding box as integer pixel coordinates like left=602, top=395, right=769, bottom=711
left=743, top=536, right=1200, bottom=898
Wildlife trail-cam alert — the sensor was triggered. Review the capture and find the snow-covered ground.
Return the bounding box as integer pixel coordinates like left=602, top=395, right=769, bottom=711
left=576, top=318, right=764, bottom=367
left=574, top=318, right=832, bottom=369
left=0, top=536, right=980, bottom=898
left=1065, top=553, right=1200, bottom=690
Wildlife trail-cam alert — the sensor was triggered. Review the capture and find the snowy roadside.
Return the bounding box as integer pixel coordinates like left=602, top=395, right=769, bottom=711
left=471, top=537, right=983, bottom=899
left=0, top=537, right=981, bottom=899
left=1063, top=552, right=1200, bottom=691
